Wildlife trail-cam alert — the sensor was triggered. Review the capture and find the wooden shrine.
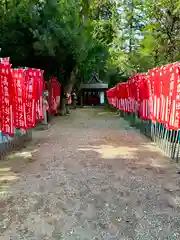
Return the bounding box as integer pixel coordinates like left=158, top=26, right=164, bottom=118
left=79, top=73, right=108, bottom=106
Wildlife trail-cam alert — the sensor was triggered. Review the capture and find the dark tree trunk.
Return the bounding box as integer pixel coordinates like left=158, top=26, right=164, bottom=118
left=58, top=85, right=66, bottom=116
left=59, top=68, right=78, bottom=116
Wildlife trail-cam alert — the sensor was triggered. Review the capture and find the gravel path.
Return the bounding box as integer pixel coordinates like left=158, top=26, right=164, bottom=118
left=0, top=107, right=180, bottom=239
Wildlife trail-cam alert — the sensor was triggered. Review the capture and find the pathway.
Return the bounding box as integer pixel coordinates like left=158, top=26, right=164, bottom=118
left=0, top=107, right=180, bottom=239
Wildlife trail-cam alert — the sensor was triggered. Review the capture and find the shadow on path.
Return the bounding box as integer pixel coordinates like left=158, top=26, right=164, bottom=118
left=0, top=107, right=180, bottom=239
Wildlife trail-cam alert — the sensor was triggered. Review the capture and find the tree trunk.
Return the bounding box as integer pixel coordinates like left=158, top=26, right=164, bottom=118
left=59, top=67, right=78, bottom=116
left=58, top=85, right=66, bottom=116
left=59, top=97, right=67, bottom=116
left=64, top=67, right=78, bottom=93
left=72, top=99, right=77, bottom=109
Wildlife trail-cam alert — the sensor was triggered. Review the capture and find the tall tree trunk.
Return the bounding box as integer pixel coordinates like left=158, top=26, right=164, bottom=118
left=59, top=67, right=78, bottom=116
left=59, top=85, right=66, bottom=116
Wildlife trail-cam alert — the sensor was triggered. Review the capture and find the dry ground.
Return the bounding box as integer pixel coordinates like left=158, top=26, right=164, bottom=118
left=0, top=107, right=180, bottom=239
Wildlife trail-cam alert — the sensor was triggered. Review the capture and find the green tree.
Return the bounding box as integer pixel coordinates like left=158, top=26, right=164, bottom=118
left=2, top=0, right=178, bottom=105
left=0, top=0, right=117, bottom=113
left=142, top=0, right=180, bottom=64
left=112, top=0, right=180, bottom=75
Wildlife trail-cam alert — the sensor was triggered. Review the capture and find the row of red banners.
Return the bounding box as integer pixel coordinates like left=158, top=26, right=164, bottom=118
left=106, top=62, right=180, bottom=130
left=0, top=58, right=46, bottom=136
left=49, top=77, right=61, bottom=115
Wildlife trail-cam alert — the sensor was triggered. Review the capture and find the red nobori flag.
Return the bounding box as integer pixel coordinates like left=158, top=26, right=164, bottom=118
left=24, top=68, right=38, bottom=128
left=115, top=84, right=119, bottom=109
left=138, top=75, right=144, bottom=118
left=116, top=83, right=121, bottom=110
left=155, top=69, right=162, bottom=122
left=68, top=93, right=72, bottom=105
left=119, top=83, right=125, bottom=111
left=11, top=68, right=27, bottom=129
left=166, top=64, right=175, bottom=129
left=131, top=76, right=138, bottom=114
left=168, top=64, right=180, bottom=130
left=106, top=88, right=111, bottom=105
left=148, top=69, right=156, bottom=122
left=124, top=83, right=129, bottom=112
left=146, top=79, right=152, bottom=120
left=109, top=87, right=117, bottom=107
left=160, top=66, right=170, bottom=124
left=141, top=75, right=150, bottom=120
left=151, top=68, right=160, bottom=122
left=111, top=87, right=117, bottom=107
left=49, top=78, right=61, bottom=114
left=0, top=58, right=10, bottom=65
left=173, top=65, right=180, bottom=129
left=116, top=83, right=124, bottom=110
left=128, top=77, right=133, bottom=113
left=176, top=64, right=180, bottom=129
left=139, top=75, right=144, bottom=119
left=0, top=61, right=14, bottom=136
left=36, top=70, right=44, bottom=120
left=159, top=67, right=165, bottom=123
left=134, top=74, right=140, bottom=114
left=122, top=84, right=126, bottom=111
left=125, top=82, right=129, bottom=112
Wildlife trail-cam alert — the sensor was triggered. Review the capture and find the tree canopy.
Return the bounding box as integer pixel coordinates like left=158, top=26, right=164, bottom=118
left=0, top=0, right=180, bottom=89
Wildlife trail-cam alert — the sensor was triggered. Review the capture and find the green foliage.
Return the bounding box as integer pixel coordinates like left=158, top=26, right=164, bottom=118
left=0, top=0, right=114, bottom=86
left=141, top=0, right=180, bottom=64
left=107, top=0, right=180, bottom=78
left=0, top=0, right=179, bottom=90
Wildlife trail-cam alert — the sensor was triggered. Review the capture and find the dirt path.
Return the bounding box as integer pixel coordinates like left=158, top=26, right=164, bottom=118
left=0, top=107, right=180, bottom=239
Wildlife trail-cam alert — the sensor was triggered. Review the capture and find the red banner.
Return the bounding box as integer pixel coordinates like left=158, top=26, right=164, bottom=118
left=106, top=87, right=116, bottom=107
left=160, top=66, right=170, bottom=124
left=0, top=61, right=14, bottom=136
left=148, top=69, right=155, bottom=122
left=168, top=65, right=180, bottom=130
left=11, top=68, right=27, bottom=129
left=0, top=58, right=49, bottom=134
left=49, top=78, right=61, bottom=115
left=36, top=70, right=44, bottom=121
left=106, top=62, right=180, bottom=130
left=24, top=68, right=38, bottom=128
